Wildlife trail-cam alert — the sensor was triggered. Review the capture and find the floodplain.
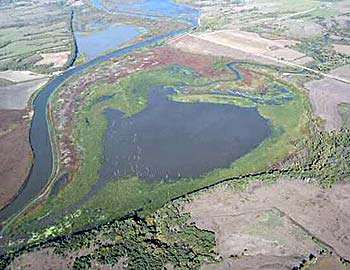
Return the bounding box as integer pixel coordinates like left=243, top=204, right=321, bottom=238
left=1, top=0, right=350, bottom=269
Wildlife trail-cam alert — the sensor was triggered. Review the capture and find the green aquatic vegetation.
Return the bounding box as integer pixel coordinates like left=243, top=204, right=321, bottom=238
left=10, top=64, right=310, bottom=243
left=74, top=53, right=87, bottom=66
left=60, top=69, right=309, bottom=232
left=171, top=93, right=256, bottom=107
left=213, top=57, right=230, bottom=72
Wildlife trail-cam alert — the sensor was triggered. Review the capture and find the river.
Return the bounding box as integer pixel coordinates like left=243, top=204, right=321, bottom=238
left=0, top=0, right=199, bottom=225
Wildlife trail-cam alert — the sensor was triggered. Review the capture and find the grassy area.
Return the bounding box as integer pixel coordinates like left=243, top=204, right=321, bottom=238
left=338, top=103, right=350, bottom=129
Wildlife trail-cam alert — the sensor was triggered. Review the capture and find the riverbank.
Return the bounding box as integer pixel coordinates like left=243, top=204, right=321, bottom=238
left=0, top=4, right=80, bottom=225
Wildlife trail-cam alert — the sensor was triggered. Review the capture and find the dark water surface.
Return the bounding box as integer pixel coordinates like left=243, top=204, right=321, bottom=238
left=99, top=87, right=271, bottom=183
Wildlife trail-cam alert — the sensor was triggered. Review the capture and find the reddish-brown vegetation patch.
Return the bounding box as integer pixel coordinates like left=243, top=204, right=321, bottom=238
left=153, top=47, right=229, bottom=77
left=240, top=69, right=254, bottom=87
left=0, top=110, right=32, bottom=210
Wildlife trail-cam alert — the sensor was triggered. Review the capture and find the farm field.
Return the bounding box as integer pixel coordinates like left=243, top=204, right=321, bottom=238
left=0, top=110, right=32, bottom=210
left=0, top=0, right=74, bottom=74
left=0, top=69, right=48, bottom=210
left=1, top=0, right=350, bottom=269
left=305, top=65, right=350, bottom=130
left=186, top=178, right=350, bottom=269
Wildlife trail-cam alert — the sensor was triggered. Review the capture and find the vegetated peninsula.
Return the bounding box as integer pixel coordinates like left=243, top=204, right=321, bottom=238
left=0, top=0, right=350, bottom=269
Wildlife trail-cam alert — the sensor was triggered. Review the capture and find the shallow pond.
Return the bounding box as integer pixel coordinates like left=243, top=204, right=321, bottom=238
left=76, top=24, right=142, bottom=61
left=99, top=87, right=271, bottom=183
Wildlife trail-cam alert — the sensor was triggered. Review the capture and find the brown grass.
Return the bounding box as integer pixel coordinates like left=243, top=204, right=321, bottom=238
left=0, top=110, right=32, bottom=210
left=333, top=44, right=350, bottom=56
left=184, top=178, right=350, bottom=269
left=35, top=52, right=70, bottom=68
left=305, top=65, right=350, bottom=131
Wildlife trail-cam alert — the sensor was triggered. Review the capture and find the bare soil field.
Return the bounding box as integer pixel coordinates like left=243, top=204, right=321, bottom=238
left=7, top=249, right=72, bottom=270
left=309, top=256, right=348, bottom=270
left=169, top=30, right=310, bottom=67
left=183, top=179, right=350, bottom=269
left=0, top=110, right=32, bottom=210
left=7, top=247, right=126, bottom=270
left=264, top=48, right=305, bottom=61
left=305, top=65, right=350, bottom=131
left=35, top=52, right=70, bottom=68
left=293, top=56, right=314, bottom=66
left=169, top=34, right=280, bottom=66
left=333, top=44, right=350, bottom=56
left=0, top=71, right=47, bottom=83
left=283, top=20, right=324, bottom=40
left=0, top=78, right=49, bottom=110
left=6, top=246, right=113, bottom=270
left=195, top=30, right=296, bottom=54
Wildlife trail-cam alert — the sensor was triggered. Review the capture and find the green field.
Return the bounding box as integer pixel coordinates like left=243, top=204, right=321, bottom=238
left=0, top=0, right=74, bottom=73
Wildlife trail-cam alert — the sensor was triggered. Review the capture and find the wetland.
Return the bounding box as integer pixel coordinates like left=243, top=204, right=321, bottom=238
left=96, top=86, right=270, bottom=188
left=5, top=0, right=349, bottom=269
